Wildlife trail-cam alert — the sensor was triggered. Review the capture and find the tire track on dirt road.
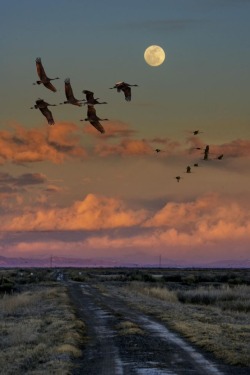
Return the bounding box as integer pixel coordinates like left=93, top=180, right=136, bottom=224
left=68, top=282, right=247, bottom=375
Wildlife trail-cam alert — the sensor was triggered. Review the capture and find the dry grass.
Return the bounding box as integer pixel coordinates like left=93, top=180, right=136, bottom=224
left=116, top=320, right=144, bottom=336
left=0, top=285, right=85, bottom=375
left=177, top=284, right=250, bottom=312
left=119, top=282, right=250, bottom=366
left=130, top=283, right=178, bottom=303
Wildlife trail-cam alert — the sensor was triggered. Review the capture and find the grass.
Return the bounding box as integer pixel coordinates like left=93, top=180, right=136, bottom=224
left=177, top=284, right=250, bottom=312
left=116, top=320, right=144, bottom=336
left=119, top=281, right=250, bottom=366
left=1, top=267, right=249, bottom=370
left=0, top=285, right=85, bottom=375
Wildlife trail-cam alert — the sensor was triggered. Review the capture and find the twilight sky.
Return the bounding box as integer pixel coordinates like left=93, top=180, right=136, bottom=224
left=1, top=0, right=250, bottom=265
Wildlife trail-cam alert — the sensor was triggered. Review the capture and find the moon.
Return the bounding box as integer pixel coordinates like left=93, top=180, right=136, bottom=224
left=144, top=45, right=165, bottom=67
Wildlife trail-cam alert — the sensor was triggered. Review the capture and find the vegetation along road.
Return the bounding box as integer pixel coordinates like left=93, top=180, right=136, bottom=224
left=67, top=270, right=250, bottom=375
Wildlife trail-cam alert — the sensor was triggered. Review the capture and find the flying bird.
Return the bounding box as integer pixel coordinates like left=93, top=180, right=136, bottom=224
left=80, top=105, right=108, bottom=133
left=34, top=58, right=59, bottom=92
left=192, top=130, right=203, bottom=135
left=82, top=90, right=107, bottom=105
left=175, top=176, right=182, bottom=183
left=193, top=163, right=199, bottom=167
left=155, top=148, right=162, bottom=153
left=204, top=145, right=210, bottom=160
left=30, top=99, right=56, bottom=125
left=186, top=166, right=191, bottom=173
left=216, top=154, right=224, bottom=160
left=60, top=79, right=84, bottom=106
left=109, top=81, right=138, bottom=101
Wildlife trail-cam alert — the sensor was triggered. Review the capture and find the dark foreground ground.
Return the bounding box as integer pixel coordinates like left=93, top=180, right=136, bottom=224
left=68, top=280, right=249, bottom=375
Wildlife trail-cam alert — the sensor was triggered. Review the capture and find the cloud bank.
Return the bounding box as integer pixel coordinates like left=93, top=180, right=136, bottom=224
left=1, top=192, right=250, bottom=262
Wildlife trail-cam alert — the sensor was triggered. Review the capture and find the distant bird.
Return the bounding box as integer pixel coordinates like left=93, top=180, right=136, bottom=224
left=192, top=130, right=203, bottom=135
left=82, top=90, right=107, bottom=105
left=34, top=58, right=59, bottom=92
left=155, top=148, right=162, bottom=153
left=204, top=145, right=209, bottom=160
left=109, top=81, right=138, bottom=101
left=186, top=166, right=191, bottom=173
left=175, top=176, right=182, bottom=182
left=30, top=99, right=56, bottom=125
left=193, top=163, right=199, bottom=167
left=60, top=79, right=84, bottom=106
left=216, top=154, right=224, bottom=160
left=80, top=105, right=108, bottom=133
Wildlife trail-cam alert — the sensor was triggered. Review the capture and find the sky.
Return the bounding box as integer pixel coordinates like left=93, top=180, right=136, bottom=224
left=0, top=0, right=250, bottom=265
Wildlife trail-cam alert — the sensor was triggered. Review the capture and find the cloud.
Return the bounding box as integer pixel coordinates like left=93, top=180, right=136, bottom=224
left=0, top=172, right=47, bottom=192
left=142, top=193, right=250, bottom=247
left=0, top=122, right=87, bottom=164
left=2, top=193, right=147, bottom=231
left=186, top=137, right=250, bottom=158
left=1, top=192, right=250, bottom=262
left=214, top=139, right=250, bottom=158
left=95, top=139, right=153, bottom=157
left=83, top=121, right=136, bottom=139
left=44, top=185, right=64, bottom=193
left=150, top=137, right=182, bottom=155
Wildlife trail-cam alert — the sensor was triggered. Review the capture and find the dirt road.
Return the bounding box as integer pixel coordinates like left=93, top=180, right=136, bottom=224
left=68, top=282, right=248, bottom=375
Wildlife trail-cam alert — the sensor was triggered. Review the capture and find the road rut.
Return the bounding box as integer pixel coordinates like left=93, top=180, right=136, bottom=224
left=68, top=282, right=248, bottom=375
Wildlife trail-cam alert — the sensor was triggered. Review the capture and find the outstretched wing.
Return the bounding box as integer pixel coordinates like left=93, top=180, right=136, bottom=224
left=87, top=105, right=97, bottom=119
left=83, top=90, right=94, bottom=101
left=44, top=81, right=57, bottom=92
left=64, top=78, right=75, bottom=100
left=122, top=85, right=131, bottom=101
left=39, top=107, right=55, bottom=125
left=36, top=58, right=47, bottom=80
left=90, top=120, right=105, bottom=134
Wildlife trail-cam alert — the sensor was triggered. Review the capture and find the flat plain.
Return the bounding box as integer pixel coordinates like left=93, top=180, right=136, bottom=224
left=0, top=267, right=249, bottom=374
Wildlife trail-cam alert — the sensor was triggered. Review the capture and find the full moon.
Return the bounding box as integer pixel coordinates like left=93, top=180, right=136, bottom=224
left=144, top=45, right=165, bottom=67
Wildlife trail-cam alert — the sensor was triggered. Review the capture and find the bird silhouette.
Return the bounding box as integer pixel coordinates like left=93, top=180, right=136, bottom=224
left=155, top=148, right=162, bottom=153
left=82, top=90, right=107, bottom=105
left=109, top=81, right=138, bottom=101
left=30, top=99, right=56, bottom=125
left=193, top=163, right=199, bottom=167
left=216, top=154, right=224, bottom=160
left=175, top=176, right=182, bottom=182
left=34, top=58, right=59, bottom=92
left=192, top=130, right=203, bottom=135
left=186, top=166, right=191, bottom=173
left=60, top=79, right=84, bottom=106
left=80, top=105, right=108, bottom=133
left=203, top=145, right=210, bottom=160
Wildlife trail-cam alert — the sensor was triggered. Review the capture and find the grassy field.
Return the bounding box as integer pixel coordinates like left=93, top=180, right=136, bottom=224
left=1, top=267, right=250, bottom=371
left=0, top=269, right=85, bottom=375
left=66, top=267, right=250, bottom=366
left=119, top=282, right=250, bottom=365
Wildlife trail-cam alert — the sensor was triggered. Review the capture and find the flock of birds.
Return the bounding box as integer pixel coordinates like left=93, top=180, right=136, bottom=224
left=31, top=57, right=224, bottom=183
left=174, top=141, right=223, bottom=183
left=31, top=57, right=138, bottom=134
left=154, top=128, right=224, bottom=182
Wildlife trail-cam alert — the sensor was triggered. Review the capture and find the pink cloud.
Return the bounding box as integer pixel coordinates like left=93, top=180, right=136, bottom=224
left=186, top=137, right=250, bottom=158
left=1, top=192, right=250, bottom=262
left=2, top=193, right=147, bottom=231
left=95, top=138, right=153, bottom=157
left=0, top=122, right=87, bottom=164
left=82, top=121, right=136, bottom=138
